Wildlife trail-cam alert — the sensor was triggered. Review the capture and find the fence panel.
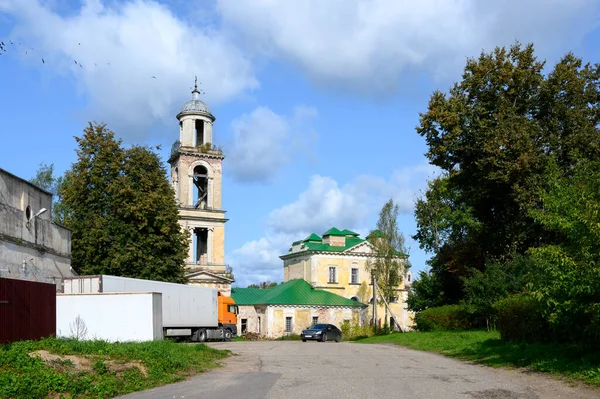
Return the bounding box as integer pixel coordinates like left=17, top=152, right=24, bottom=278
left=0, top=277, right=56, bottom=344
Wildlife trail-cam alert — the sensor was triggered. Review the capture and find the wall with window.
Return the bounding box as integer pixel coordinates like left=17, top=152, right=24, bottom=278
left=264, top=305, right=367, bottom=338
left=0, top=168, right=74, bottom=292
left=283, top=252, right=414, bottom=331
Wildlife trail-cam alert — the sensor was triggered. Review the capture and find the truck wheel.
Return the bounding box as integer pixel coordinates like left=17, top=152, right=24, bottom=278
left=198, top=329, right=207, bottom=342
left=224, top=329, right=232, bottom=342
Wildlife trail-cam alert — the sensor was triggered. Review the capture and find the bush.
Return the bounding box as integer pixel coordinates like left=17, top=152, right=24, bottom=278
left=495, top=294, right=549, bottom=343
left=414, top=305, right=482, bottom=331
left=341, top=321, right=374, bottom=340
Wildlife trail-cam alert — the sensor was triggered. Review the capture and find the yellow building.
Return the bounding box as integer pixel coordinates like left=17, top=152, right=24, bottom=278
left=168, top=79, right=233, bottom=294
left=232, top=279, right=367, bottom=338
left=280, top=227, right=413, bottom=331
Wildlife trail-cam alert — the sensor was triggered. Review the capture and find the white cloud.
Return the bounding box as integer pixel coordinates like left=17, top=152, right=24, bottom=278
left=227, top=105, right=318, bottom=183
left=230, top=163, right=439, bottom=286
left=228, top=233, right=298, bottom=287
left=267, top=163, right=439, bottom=234
left=217, top=0, right=599, bottom=93
left=267, top=175, right=372, bottom=234
left=2, top=0, right=258, bottom=139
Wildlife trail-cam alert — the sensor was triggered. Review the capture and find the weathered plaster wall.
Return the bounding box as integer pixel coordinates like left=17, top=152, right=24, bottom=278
left=0, top=169, right=73, bottom=291
left=212, top=226, right=225, bottom=265
left=256, top=305, right=366, bottom=338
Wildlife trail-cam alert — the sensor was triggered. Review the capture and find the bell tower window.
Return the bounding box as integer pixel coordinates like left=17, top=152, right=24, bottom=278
left=193, top=227, right=209, bottom=265
left=195, top=120, right=204, bottom=146
left=192, top=165, right=208, bottom=209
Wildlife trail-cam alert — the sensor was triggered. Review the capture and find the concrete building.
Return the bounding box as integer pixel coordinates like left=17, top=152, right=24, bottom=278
left=168, top=79, right=233, bottom=295
left=232, top=279, right=367, bottom=338
left=0, top=168, right=74, bottom=291
left=280, top=227, right=414, bottom=331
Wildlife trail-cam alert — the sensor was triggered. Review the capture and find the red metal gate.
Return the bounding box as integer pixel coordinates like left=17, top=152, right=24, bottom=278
left=0, top=277, right=56, bottom=345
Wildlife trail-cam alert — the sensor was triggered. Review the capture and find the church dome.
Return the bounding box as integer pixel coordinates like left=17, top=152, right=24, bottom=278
left=177, top=77, right=214, bottom=120
left=180, top=99, right=210, bottom=114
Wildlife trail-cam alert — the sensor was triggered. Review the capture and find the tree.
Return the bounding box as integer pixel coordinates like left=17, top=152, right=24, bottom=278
left=368, top=198, right=410, bottom=326
left=406, top=271, right=446, bottom=312
left=60, top=122, right=189, bottom=283
left=414, top=42, right=600, bottom=302
left=247, top=281, right=278, bottom=289
left=527, top=159, right=600, bottom=344
left=30, top=163, right=68, bottom=224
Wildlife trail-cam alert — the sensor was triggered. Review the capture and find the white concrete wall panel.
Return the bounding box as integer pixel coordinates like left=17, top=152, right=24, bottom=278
left=56, top=293, right=163, bottom=342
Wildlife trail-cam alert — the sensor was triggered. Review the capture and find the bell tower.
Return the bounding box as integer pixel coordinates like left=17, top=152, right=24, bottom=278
left=168, top=78, right=233, bottom=294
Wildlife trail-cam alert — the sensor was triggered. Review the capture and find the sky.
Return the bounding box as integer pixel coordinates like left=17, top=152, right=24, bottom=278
left=1, top=0, right=599, bottom=287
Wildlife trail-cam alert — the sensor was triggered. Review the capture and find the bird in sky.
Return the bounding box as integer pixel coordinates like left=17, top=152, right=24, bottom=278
left=151, top=76, right=156, bottom=79
left=41, top=58, right=44, bottom=63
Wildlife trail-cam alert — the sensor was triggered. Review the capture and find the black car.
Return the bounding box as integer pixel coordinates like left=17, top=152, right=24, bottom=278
left=300, top=323, right=342, bottom=342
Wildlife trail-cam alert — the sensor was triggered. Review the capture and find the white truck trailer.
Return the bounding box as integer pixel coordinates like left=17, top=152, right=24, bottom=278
left=63, top=275, right=238, bottom=341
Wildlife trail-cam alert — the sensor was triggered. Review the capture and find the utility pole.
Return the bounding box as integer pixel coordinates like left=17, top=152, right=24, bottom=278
left=372, top=273, right=377, bottom=328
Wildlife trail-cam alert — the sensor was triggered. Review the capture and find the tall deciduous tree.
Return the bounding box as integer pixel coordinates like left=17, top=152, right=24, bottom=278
left=368, top=198, right=409, bottom=325
left=60, top=122, right=189, bottom=283
left=413, top=42, right=600, bottom=303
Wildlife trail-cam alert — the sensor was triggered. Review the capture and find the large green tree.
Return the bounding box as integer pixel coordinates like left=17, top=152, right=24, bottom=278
left=413, top=43, right=600, bottom=303
left=60, top=122, right=189, bottom=283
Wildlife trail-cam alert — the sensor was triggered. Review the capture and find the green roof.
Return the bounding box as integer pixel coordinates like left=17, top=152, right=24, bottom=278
left=231, top=279, right=366, bottom=307
left=340, top=229, right=359, bottom=236
left=303, top=233, right=322, bottom=242
left=302, top=236, right=365, bottom=252
left=322, top=227, right=345, bottom=236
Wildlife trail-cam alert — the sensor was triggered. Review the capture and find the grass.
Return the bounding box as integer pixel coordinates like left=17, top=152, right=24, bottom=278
left=356, top=330, right=600, bottom=387
left=0, top=337, right=230, bottom=399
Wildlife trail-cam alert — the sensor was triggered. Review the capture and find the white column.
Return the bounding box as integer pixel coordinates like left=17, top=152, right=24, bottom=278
left=208, top=228, right=214, bottom=265
left=208, top=177, right=213, bottom=209
left=187, top=226, right=194, bottom=264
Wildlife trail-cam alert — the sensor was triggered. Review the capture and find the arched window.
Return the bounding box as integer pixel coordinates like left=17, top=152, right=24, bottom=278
left=192, top=165, right=208, bottom=209
left=350, top=296, right=359, bottom=302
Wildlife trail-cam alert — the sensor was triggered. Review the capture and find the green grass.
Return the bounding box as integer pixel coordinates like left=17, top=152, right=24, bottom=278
left=357, top=330, right=600, bottom=387
left=0, top=337, right=230, bottom=399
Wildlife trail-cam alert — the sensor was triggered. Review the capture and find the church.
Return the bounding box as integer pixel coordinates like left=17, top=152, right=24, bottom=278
left=168, top=79, right=233, bottom=295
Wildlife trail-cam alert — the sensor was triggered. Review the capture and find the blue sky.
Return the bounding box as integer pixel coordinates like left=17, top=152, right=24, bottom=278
left=1, top=0, right=599, bottom=287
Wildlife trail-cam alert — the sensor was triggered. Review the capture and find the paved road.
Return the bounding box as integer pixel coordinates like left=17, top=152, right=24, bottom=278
left=118, top=341, right=600, bottom=399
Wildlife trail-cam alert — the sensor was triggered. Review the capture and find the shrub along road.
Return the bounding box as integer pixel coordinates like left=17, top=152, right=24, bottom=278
left=117, top=340, right=600, bottom=399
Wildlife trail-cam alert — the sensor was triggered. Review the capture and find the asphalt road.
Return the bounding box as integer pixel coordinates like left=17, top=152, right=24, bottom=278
left=118, top=341, right=600, bottom=399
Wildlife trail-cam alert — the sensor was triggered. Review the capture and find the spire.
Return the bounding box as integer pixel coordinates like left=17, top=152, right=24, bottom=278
left=192, top=76, right=200, bottom=100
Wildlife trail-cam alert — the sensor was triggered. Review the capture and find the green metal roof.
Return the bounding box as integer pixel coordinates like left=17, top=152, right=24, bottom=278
left=231, top=279, right=366, bottom=307
left=322, top=227, right=345, bottom=236
left=303, top=233, right=322, bottom=242
left=340, top=229, right=360, bottom=236
left=302, top=236, right=365, bottom=252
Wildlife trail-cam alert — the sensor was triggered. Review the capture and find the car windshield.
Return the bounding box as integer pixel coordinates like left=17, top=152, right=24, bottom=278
left=309, top=324, right=328, bottom=330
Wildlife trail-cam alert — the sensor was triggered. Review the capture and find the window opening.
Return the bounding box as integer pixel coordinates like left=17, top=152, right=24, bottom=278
left=192, top=165, right=208, bottom=209
left=351, top=268, right=359, bottom=284
left=195, top=120, right=204, bottom=146
left=193, top=227, right=208, bottom=264
left=328, top=266, right=337, bottom=283
left=285, top=317, right=293, bottom=333
left=241, top=319, right=248, bottom=334
left=258, top=316, right=261, bottom=333
left=312, top=316, right=318, bottom=325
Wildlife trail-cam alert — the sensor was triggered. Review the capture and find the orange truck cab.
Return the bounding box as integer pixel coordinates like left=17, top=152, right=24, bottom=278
left=218, top=292, right=239, bottom=339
